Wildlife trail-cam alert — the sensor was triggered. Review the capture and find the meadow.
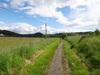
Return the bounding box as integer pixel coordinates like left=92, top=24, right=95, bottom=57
left=0, top=35, right=100, bottom=75
left=0, top=37, right=60, bottom=75
left=0, top=37, right=36, bottom=53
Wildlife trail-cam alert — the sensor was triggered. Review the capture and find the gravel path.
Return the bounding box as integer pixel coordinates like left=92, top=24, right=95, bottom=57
left=47, top=41, right=64, bottom=75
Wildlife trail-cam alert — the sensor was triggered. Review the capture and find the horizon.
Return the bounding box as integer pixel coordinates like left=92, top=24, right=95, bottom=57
left=0, top=0, right=100, bottom=34
left=0, top=29, right=96, bottom=35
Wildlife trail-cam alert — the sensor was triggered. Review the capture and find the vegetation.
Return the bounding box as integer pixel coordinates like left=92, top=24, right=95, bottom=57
left=0, top=37, right=36, bottom=52
left=67, top=35, right=81, bottom=49
left=67, top=35, right=100, bottom=74
left=0, top=37, right=60, bottom=75
left=0, top=29, right=100, bottom=75
left=78, top=37, right=100, bottom=69
left=63, top=40, right=89, bottom=75
left=61, top=33, right=67, bottom=39
left=94, top=29, right=100, bottom=36
left=23, top=39, right=60, bottom=75
left=1, top=29, right=100, bottom=37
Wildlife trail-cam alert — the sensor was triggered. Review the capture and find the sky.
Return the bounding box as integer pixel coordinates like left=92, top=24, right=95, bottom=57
left=0, top=0, right=100, bottom=34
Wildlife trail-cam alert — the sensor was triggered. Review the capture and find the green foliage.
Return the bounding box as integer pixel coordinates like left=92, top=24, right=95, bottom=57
left=92, top=69, right=100, bottom=75
left=63, top=41, right=89, bottom=75
left=67, top=35, right=100, bottom=73
left=89, top=32, right=95, bottom=36
left=24, top=39, right=60, bottom=75
left=88, top=29, right=100, bottom=36
left=61, top=33, right=67, bottom=39
left=0, top=37, right=36, bottom=53
left=94, top=29, right=100, bottom=36
left=78, top=36, right=100, bottom=69
left=0, top=38, right=59, bottom=75
left=67, top=35, right=81, bottom=48
left=73, top=69, right=89, bottom=75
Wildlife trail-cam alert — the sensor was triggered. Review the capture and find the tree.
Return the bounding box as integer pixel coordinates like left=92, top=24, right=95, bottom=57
left=94, top=29, right=100, bottom=36
left=89, top=32, right=94, bottom=36
left=61, top=33, right=67, bottom=39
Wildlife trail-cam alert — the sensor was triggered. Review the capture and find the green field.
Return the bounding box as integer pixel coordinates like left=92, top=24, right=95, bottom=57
left=65, top=35, right=100, bottom=75
left=0, top=37, right=36, bottom=53
left=0, top=37, right=60, bottom=75
left=0, top=36, right=100, bottom=75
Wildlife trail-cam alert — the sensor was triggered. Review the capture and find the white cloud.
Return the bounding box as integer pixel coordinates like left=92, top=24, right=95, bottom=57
left=2, top=3, right=8, bottom=8
left=7, top=0, right=69, bottom=25
left=62, top=0, right=100, bottom=29
left=7, top=0, right=100, bottom=26
left=9, top=0, right=25, bottom=8
left=0, top=3, right=8, bottom=8
left=0, top=21, right=5, bottom=24
left=0, top=22, right=55, bottom=34
left=0, top=22, right=94, bottom=34
left=7, top=23, right=36, bottom=34
left=2, top=0, right=100, bottom=32
left=66, top=0, right=87, bottom=9
left=53, top=28, right=90, bottom=34
left=0, top=26, right=9, bottom=30
left=86, top=0, right=100, bottom=21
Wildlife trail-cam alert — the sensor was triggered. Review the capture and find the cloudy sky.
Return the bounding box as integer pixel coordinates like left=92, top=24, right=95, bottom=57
left=0, top=0, right=100, bottom=34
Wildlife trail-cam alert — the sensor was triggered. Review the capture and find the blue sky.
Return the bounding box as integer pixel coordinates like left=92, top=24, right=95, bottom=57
left=0, top=0, right=100, bottom=34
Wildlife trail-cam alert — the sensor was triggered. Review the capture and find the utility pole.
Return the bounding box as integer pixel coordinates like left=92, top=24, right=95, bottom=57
left=45, top=23, right=47, bottom=39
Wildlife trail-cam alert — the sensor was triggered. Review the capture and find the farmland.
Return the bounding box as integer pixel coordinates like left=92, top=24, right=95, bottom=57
left=0, top=35, right=100, bottom=75
left=0, top=37, right=60, bottom=75
left=0, top=37, right=36, bottom=52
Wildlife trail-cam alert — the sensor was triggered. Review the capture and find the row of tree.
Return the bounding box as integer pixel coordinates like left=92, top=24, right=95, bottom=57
left=60, top=29, right=100, bottom=39
left=89, top=29, right=100, bottom=36
left=0, top=29, right=100, bottom=38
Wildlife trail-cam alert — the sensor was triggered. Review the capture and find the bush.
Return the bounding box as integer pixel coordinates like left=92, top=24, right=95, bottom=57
left=78, top=36, right=100, bottom=69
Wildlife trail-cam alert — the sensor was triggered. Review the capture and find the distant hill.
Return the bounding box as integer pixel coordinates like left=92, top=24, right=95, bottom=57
left=0, top=30, right=44, bottom=37
left=0, top=30, right=20, bottom=36
left=0, top=30, right=93, bottom=37
left=22, top=32, right=44, bottom=37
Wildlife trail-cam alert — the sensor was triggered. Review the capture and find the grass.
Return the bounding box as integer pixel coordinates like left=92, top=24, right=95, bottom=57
left=78, top=36, right=100, bottom=73
left=63, top=40, right=89, bottom=75
left=67, top=36, right=100, bottom=74
left=67, top=35, right=81, bottom=48
left=21, top=39, right=60, bottom=75
left=0, top=37, right=36, bottom=53
left=0, top=38, right=59, bottom=75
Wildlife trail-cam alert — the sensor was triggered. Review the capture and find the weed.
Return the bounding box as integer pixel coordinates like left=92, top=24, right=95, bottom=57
left=63, top=40, right=89, bottom=75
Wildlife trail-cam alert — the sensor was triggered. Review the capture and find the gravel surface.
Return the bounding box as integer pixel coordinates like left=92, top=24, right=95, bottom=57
left=47, top=41, right=64, bottom=75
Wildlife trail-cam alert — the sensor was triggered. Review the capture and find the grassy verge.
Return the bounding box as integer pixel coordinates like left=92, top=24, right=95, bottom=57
left=22, top=39, right=60, bottom=75
left=67, top=36, right=100, bottom=74
left=0, top=38, right=59, bottom=75
left=67, top=35, right=81, bottom=48
left=63, top=40, right=89, bottom=75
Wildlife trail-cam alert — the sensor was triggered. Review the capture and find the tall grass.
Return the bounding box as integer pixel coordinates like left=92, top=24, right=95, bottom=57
left=63, top=40, right=89, bottom=75
left=23, top=39, right=60, bottom=75
left=78, top=36, right=100, bottom=70
left=67, top=36, right=100, bottom=74
left=0, top=38, right=59, bottom=75
left=0, top=37, right=36, bottom=53
left=67, top=35, right=81, bottom=48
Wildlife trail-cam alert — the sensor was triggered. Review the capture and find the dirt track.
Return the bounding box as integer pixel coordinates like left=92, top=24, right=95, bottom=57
left=47, top=41, right=64, bottom=75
